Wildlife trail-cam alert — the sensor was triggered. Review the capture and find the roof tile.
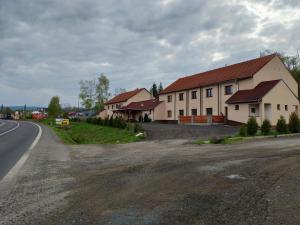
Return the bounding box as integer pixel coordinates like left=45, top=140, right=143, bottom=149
left=161, top=54, right=276, bottom=94
left=226, top=80, right=280, bottom=104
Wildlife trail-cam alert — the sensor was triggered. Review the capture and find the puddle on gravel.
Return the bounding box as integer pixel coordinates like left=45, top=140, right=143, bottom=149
left=198, top=159, right=250, bottom=172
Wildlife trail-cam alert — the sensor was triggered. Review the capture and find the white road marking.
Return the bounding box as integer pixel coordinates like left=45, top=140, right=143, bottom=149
left=0, top=122, right=42, bottom=184
left=0, top=121, right=20, bottom=136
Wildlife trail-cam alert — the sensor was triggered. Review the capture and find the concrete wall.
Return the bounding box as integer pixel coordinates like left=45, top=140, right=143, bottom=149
left=253, top=56, right=298, bottom=98
left=153, top=102, right=166, bottom=120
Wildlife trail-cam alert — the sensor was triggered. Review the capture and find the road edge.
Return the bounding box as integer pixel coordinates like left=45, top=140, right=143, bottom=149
left=0, top=122, right=42, bottom=184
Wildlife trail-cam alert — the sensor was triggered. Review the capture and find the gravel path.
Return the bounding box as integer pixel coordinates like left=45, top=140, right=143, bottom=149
left=1, top=125, right=300, bottom=225
left=141, top=123, right=239, bottom=140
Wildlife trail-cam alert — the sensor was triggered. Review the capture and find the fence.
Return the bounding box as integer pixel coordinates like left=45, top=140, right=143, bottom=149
left=179, top=115, right=224, bottom=124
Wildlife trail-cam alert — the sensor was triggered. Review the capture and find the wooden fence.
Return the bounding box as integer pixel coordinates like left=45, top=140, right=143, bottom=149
left=179, top=115, right=224, bottom=124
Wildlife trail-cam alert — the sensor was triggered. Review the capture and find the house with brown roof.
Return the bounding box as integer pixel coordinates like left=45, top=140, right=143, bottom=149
left=159, top=54, right=299, bottom=125
left=98, top=88, right=165, bottom=121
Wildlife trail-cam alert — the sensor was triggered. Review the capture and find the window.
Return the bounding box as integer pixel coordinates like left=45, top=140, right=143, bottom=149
left=179, top=93, right=184, bottom=101
left=191, top=91, right=197, bottom=99
left=251, top=107, right=256, bottom=114
left=179, top=110, right=184, bottom=116
left=206, top=108, right=213, bottom=115
left=285, top=105, right=288, bottom=111
left=167, top=110, right=172, bottom=118
left=112, top=104, right=114, bottom=109
left=191, top=109, right=197, bottom=116
left=107, top=105, right=110, bottom=109
left=206, top=88, right=213, bottom=97
left=225, top=85, right=233, bottom=95
left=167, top=95, right=172, bottom=102
left=277, top=104, right=280, bottom=110
left=235, top=105, right=239, bottom=110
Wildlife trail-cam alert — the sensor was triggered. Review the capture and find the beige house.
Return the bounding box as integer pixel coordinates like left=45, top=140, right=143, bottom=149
left=159, top=54, right=299, bottom=125
left=99, top=88, right=165, bottom=121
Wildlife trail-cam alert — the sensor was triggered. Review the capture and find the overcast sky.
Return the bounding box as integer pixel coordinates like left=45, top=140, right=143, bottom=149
left=1, top=0, right=300, bottom=106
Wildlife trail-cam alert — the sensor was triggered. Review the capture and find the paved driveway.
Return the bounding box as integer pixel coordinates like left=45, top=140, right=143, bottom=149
left=142, top=123, right=239, bottom=140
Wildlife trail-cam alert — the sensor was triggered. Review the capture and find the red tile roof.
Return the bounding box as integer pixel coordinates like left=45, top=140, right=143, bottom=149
left=160, top=54, right=276, bottom=94
left=105, top=88, right=145, bottom=105
left=119, top=99, right=162, bottom=111
left=226, top=80, right=280, bottom=104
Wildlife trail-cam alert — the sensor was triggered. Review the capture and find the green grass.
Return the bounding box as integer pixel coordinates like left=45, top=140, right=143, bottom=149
left=47, top=122, right=144, bottom=145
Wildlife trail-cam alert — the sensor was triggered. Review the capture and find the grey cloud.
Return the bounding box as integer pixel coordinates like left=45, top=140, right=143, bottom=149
left=0, top=0, right=299, bottom=106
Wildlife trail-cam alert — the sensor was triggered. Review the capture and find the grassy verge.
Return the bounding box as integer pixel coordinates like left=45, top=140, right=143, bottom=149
left=41, top=120, right=144, bottom=144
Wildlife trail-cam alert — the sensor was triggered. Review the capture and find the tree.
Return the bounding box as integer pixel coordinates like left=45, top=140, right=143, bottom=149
left=276, top=116, right=288, bottom=134
left=114, top=88, right=126, bottom=96
left=246, top=117, right=258, bottom=136
left=260, top=50, right=300, bottom=97
left=288, top=112, right=300, bottom=133
left=79, top=79, right=96, bottom=109
left=261, top=119, right=271, bottom=135
left=95, top=74, right=110, bottom=112
left=158, top=82, right=163, bottom=93
left=48, top=96, right=61, bottom=118
left=150, top=83, right=158, bottom=98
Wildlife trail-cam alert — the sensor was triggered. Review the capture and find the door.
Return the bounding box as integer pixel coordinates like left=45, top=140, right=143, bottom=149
left=206, top=108, right=213, bottom=124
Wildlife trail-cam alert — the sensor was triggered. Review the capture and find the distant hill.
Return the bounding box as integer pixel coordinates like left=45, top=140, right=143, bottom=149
left=7, top=106, right=46, bottom=111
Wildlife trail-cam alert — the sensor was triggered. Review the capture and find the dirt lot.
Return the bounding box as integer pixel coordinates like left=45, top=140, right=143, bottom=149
left=49, top=137, right=300, bottom=225
left=141, top=123, right=239, bottom=140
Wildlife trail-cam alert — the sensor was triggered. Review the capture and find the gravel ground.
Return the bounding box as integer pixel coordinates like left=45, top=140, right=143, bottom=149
left=141, top=123, right=239, bottom=140
left=1, top=125, right=300, bottom=225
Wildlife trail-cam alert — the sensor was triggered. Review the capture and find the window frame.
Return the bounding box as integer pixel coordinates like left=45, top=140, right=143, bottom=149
left=225, top=85, right=233, bottom=95
left=179, top=93, right=184, bottom=101
left=167, top=95, right=172, bottom=103
left=235, top=105, right=239, bottom=110
left=206, top=88, right=213, bottom=97
left=191, top=108, right=197, bottom=116
left=191, top=91, right=197, bottom=99
left=179, top=109, right=184, bottom=116
left=167, top=110, right=172, bottom=118
left=277, top=104, right=281, bottom=111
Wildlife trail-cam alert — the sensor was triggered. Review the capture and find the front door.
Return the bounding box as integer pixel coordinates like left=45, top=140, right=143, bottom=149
left=206, top=108, right=213, bottom=124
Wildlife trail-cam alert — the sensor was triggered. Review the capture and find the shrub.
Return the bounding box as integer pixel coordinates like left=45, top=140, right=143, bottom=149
left=261, top=119, right=271, bottom=135
left=71, top=133, right=86, bottom=144
left=103, top=117, right=109, bottom=126
left=86, top=117, right=93, bottom=124
left=288, top=112, right=300, bottom=133
left=138, top=115, right=143, bottom=123
left=276, top=116, right=288, bottom=134
left=108, top=116, right=114, bottom=126
left=144, top=114, right=151, bottom=122
left=209, top=136, right=224, bottom=144
left=246, top=117, right=258, bottom=136
left=239, top=125, right=247, bottom=136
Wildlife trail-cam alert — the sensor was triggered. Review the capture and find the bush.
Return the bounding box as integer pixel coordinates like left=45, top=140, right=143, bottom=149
left=86, top=117, right=93, bottom=124
left=246, top=117, right=258, bottom=136
left=288, top=112, right=300, bottom=133
left=239, top=125, right=247, bottom=137
left=261, top=119, right=271, bottom=135
left=103, top=117, right=109, bottom=126
left=144, top=114, right=151, bottom=122
left=71, top=133, right=86, bottom=144
left=138, top=115, right=143, bottom=123
left=210, top=136, right=224, bottom=144
left=276, top=116, right=288, bottom=134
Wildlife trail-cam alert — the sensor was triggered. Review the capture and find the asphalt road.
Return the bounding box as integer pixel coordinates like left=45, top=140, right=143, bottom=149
left=0, top=120, right=39, bottom=180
